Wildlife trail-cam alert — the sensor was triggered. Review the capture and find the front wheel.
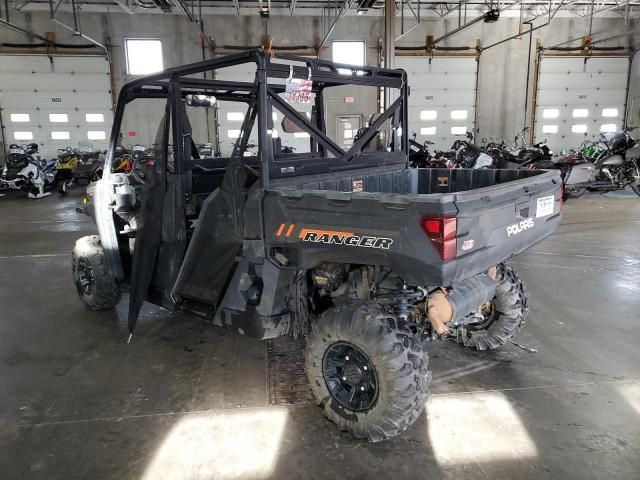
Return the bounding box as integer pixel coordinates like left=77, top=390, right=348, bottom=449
left=72, top=235, right=121, bottom=310
left=305, top=303, right=431, bottom=442
left=456, top=264, right=528, bottom=350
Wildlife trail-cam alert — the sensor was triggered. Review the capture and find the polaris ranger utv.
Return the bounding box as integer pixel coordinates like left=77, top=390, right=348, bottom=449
left=72, top=51, right=562, bottom=442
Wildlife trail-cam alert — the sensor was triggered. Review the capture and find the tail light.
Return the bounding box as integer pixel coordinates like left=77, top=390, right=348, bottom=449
left=421, top=216, right=457, bottom=262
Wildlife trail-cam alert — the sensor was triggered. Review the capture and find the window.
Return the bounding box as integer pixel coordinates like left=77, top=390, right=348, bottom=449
left=14, top=131, right=33, bottom=140
left=125, top=39, right=163, bottom=75
left=227, top=112, right=245, bottom=122
left=451, top=126, right=467, bottom=135
left=332, top=41, right=365, bottom=74
left=87, top=130, right=106, bottom=140
left=51, top=131, right=70, bottom=140
left=542, top=125, right=558, bottom=134
left=450, top=110, right=468, bottom=120
left=227, top=129, right=241, bottom=139
left=49, top=113, right=68, bottom=123
left=600, top=124, right=617, bottom=133
left=272, top=112, right=278, bottom=122
left=10, top=113, right=30, bottom=122
left=86, top=113, right=104, bottom=123
left=571, top=124, right=588, bottom=134
left=602, top=108, right=618, bottom=118
left=420, top=110, right=437, bottom=121
left=572, top=108, right=589, bottom=118
left=420, top=127, right=437, bottom=135
left=542, top=108, right=559, bottom=119
left=294, top=132, right=310, bottom=138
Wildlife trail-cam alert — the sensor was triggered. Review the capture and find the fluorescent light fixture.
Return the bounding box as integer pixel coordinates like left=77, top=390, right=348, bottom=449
left=227, top=112, right=244, bottom=121
left=10, top=113, right=30, bottom=122
left=572, top=108, right=589, bottom=118
left=601, top=108, right=618, bottom=118
left=51, top=131, right=70, bottom=140
left=451, top=126, right=467, bottom=135
left=86, top=113, right=104, bottom=123
left=14, top=131, right=33, bottom=140
left=600, top=124, right=617, bottom=133
left=542, top=125, right=558, bottom=134
left=450, top=110, right=468, bottom=120
left=125, top=39, right=164, bottom=75
left=421, top=127, right=437, bottom=135
left=49, top=113, right=68, bottom=123
left=542, top=108, right=559, bottom=119
left=87, top=130, right=106, bottom=140
left=571, top=124, right=588, bottom=134
left=420, top=110, right=437, bottom=121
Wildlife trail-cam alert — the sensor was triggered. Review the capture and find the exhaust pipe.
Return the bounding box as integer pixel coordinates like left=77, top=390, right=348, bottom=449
left=427, top=268, right=497, bottom=337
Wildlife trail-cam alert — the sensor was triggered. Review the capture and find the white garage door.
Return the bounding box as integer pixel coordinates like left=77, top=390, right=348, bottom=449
left=0, top=55, right=112, bottom=159
left=534, top=56, right=629, bottom=152
left=396, top=56, right=478, bottom=151
left=214, top=59, right=315, bottom=157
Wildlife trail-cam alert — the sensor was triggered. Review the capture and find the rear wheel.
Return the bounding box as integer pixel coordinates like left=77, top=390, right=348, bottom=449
left=305, top=302, right=431, bottom=442
left=72, top=235, right=121, bottom=310
left=456, top=264, right=528, bottom=350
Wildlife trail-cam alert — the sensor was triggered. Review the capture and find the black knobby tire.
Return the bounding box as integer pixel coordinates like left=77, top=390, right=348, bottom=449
left=305, top=303, right=431, bottom=442
left=71, top=235, right=121, bottom=310
left=458, top=264, right=528, bottom=350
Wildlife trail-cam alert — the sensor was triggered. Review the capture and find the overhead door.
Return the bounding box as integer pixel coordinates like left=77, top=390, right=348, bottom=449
left=396, top=56, right=478, bottom=151
left=0, top=55, right=112, bottom=159
left=533, top=56, right=630, bottom=152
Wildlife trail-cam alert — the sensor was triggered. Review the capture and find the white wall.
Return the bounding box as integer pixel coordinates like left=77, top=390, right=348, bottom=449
left=1, top=10, right=637, bottom=148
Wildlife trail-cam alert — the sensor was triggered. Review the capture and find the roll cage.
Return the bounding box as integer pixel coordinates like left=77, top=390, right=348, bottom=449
left=104, top=49, right=410, bottom=189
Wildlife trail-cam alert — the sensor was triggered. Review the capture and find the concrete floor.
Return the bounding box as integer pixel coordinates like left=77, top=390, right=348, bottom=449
left=1, top=188, right=639, bottom=480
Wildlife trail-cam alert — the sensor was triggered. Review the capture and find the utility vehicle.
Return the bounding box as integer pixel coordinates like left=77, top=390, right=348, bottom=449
left=72, top=51, right=562, bottom=441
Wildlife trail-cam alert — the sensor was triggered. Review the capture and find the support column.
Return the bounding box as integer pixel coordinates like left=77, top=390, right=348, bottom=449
left=384, top=0, right=396, bottom=108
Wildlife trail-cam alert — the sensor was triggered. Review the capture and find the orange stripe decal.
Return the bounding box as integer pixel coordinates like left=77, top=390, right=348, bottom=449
left=275, top=223, right=285, bottom=237
left=285, top=224, right=295, bottom=237
left=298, top=228, right=355, bottom=239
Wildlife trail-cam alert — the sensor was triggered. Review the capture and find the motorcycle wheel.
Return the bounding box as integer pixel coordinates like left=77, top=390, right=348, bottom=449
left=631, top=185, right=640, bottom=196
left=566, top=187, right=586, bottom=198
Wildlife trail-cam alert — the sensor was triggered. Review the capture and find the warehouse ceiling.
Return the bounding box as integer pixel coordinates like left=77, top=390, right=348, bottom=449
left=3, top=0, right=640, bottom=19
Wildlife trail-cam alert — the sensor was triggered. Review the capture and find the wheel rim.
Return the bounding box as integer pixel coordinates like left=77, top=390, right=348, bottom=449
left=322, top=342, right=378, bottom=412
left=77, top=257, right=94, bottom=295
left=465, top=299, right=498, bottom=331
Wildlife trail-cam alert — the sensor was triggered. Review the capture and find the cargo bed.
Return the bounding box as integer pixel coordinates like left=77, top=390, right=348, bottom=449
left=264, top=166, right=562, bottom=286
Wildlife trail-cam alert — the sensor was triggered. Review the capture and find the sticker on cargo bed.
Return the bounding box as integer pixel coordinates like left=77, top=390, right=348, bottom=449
left=535, top=195, right=554, bottom=218
left=461, top=239, right=475, bottom=251
left=298, top=228, right=393, bottom=249
left=506, top=218, right=535, bottom=237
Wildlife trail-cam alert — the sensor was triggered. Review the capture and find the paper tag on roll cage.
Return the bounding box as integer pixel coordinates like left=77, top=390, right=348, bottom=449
left=284, top=66, right=313, bottom=104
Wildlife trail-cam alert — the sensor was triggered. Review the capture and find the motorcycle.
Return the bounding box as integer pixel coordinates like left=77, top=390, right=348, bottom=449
left=1, top=143, right=56, bottom=198
left=560, top=128, right=640, bottom=197
left=450, top=133, right=496, bottom=169
left=408, top=136, right=452, bottom=168
left=56, top=147, right=105, bottom=194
